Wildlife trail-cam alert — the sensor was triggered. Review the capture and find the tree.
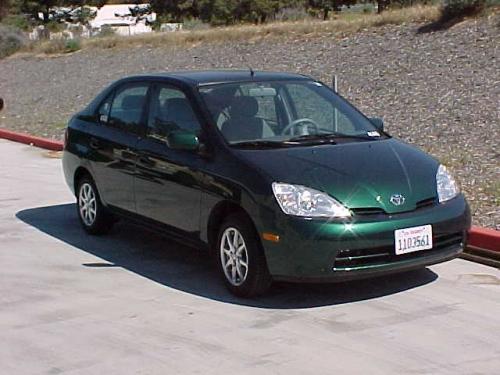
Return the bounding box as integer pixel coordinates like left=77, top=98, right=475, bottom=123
left=197, top=0, right=237, bottom=25
left=4, top=1, right=94, bottom=24
left=16, top=0, right=61, bottom=23
left=197, top=0, right=301, bottom=25
left=307, top=0, right=357, bottom=20
left=0, top=0, right=10, bottom=20
left=150, top=0, right=199, bottom=22
left=375, top=0, right=385, bottom=13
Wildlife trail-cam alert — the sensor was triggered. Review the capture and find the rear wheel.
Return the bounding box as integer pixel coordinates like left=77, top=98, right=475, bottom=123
left=216, top=214, right=272, bottom=297
left=76, top=175, right=114, bottom=235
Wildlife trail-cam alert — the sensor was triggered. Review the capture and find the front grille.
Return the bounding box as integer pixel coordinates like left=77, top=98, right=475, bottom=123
left=351, top=207, right=386, bottom=216
left=416, top=197, right=437, bottom=210
left=334, top=232, right=464, bottom=270
left=351, top=196, right=438, bottom=217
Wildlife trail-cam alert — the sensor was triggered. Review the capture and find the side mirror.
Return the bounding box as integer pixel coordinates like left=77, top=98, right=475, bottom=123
left=166, top=131, right=200, bottom=151
left=369, top=117, right=384, bottom=131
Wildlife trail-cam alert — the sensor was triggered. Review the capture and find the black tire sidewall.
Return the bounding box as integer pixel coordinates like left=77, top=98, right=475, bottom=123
left=216, top=214, right=271, bottom=297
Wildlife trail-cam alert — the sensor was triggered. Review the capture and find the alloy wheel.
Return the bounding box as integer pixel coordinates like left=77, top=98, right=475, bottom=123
left=220, top=227, right=249, bottom=286
left=78, top=182, right=97, bottom=226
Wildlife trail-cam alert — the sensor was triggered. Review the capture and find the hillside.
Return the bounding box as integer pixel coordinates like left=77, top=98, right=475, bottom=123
left=0, top=15, right=498, bottom=228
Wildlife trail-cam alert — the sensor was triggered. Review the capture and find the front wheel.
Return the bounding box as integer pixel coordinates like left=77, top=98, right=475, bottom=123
left=216, top=214, right=272, bottom=297
left=76, top=175, right=114, bottom=235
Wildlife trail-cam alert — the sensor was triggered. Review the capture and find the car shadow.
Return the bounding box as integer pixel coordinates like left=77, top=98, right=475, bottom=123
left=16, top=204, right=438, bottom=309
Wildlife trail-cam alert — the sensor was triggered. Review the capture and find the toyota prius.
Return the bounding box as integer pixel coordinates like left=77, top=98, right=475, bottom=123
left=63, top=70, right=471, bottom=296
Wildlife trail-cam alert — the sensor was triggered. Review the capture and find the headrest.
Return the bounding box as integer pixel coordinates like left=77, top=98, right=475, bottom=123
left=121, top=95, right=145, bottom=110
left=166, top=98, right=197, bottom=122
left=229, top=96, right=259, bottom=118
left=202, top=92, right=232, bottom=118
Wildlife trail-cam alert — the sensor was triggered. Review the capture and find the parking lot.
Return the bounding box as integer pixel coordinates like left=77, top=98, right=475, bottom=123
left=1, top=139, right=499, bottom=374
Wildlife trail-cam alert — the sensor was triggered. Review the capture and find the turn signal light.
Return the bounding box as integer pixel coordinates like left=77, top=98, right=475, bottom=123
left=262, top=232, right=280, bottom=243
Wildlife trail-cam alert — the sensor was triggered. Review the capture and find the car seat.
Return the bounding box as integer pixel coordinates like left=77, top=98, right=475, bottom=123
left=221, top=96, right=274, bottom=142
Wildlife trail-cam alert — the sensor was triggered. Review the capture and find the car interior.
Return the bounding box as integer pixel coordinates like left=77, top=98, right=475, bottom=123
left=101, top=80, right=367, bottom=144
left=200, top=81, right=364, bottom=144
left=220, top=96, right=275, bottom=142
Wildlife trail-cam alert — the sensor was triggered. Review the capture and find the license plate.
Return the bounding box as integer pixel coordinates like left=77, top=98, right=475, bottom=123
left=395, top=225, right=433, bottom=255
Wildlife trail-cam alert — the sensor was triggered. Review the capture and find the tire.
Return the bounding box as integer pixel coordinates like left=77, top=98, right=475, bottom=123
left=76, top=175, right=114, bottom=235
left=216, top=213, right=272, bottom=297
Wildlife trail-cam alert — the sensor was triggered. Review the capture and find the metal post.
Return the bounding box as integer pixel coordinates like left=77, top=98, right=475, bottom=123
left=333, top=75, right=339, bottom=132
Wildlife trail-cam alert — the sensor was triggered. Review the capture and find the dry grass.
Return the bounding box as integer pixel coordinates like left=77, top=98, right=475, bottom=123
left=25, top=5, right=441, bottom=55
left=33, top=38, right=81, bottom=54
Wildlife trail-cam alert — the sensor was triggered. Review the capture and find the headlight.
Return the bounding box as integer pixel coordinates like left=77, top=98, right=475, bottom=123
left=272, top=182, right=351, bottom=218
left=436, top=165, right=459, bottom=203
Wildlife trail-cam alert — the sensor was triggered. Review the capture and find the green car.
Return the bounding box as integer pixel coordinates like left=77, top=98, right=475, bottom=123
left=62, top=70, right=471, bottom=297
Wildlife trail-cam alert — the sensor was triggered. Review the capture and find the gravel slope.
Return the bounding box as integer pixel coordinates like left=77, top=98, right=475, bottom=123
left=0, top=18, right=498, bottom=229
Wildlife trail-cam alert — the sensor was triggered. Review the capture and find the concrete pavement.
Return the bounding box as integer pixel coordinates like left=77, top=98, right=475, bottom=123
left=1, top=139, right=499, bottom=374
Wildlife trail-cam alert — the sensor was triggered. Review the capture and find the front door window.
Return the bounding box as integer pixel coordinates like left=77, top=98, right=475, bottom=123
left=147, top=85, right=201, bottom=142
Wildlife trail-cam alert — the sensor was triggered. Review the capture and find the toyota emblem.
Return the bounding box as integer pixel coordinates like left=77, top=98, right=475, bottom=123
left=390, top=194, right=405, bottom=206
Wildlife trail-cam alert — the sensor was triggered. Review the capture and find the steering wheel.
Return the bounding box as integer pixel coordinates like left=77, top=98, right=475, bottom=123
left=281, top=118, right=320, bottom=136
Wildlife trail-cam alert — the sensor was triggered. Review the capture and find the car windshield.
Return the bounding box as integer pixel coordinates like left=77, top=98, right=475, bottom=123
left=199, top=80, right=385, bottom=147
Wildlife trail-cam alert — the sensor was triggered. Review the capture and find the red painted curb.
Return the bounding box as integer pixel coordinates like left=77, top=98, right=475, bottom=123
left=0, top=128, right=63, bottom=151
left=469, top=226, right=500, bottom=253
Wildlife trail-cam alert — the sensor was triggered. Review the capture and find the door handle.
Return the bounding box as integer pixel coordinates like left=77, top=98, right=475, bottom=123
left=89, top=138, right=100, bottom=150
left=139, top=155, right=156, bottom=167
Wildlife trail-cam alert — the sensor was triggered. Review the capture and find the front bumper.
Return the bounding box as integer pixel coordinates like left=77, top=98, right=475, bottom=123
left=260, top=194, right=471, bottom=281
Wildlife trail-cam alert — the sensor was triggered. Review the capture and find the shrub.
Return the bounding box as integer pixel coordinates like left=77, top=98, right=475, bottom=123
left=440, top=0, right=487, bottom=22
left=97, top=25, right=116, bottom=38
left=46, top=20, right=64, bottom=33
left=1, top=14, right=31, bottom=31
left=64, top=38, right=81, bottom=52
left=0, top=25, right=25, bottom=59
left=39, top=39, right=65, bottom=54
left=274, top=7, right=311, bottom=22
left=182, top=18, right=210, bottom=30
left=39, top=38, right=81, bottom=54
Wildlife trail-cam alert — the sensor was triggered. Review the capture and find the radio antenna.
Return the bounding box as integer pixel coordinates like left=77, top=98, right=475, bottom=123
left=238, top=51, right=254, bottom=77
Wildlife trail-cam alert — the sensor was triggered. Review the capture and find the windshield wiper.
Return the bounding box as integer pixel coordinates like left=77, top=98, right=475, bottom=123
left=288, top=133, right=374, bottom=143
left=287, top=134, right=336, bottom=143
left=230, top=140, right=295, bottom=148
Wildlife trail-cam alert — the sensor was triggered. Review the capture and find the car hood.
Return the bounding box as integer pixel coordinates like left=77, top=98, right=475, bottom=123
left=235, top=139, right=440, bottom=214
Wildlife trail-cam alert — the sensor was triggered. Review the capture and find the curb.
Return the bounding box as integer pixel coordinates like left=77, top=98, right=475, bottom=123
left=0, top=127, right=498, bottom=254
left=461, top=227, right=500, bottom=268
left=0, top=128, right=63, bottom=151
left=468, top=226, right=500, bottom=253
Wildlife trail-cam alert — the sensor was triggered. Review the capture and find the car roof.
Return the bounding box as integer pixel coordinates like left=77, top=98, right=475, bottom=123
left=125, top=70, right=312, bottom=86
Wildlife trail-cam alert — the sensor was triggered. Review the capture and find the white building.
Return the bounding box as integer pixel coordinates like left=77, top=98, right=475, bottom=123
left=89, top=4, right=156, bottom=36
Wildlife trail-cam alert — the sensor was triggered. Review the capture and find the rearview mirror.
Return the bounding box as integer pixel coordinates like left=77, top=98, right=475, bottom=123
left=166, top=131, right=200, bottom=151
left=369, top=117, right=384, bottom=131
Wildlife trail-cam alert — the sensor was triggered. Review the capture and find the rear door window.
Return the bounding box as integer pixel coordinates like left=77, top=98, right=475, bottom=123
left=108, top=83, right=149, bottom=133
